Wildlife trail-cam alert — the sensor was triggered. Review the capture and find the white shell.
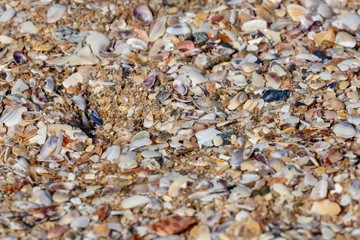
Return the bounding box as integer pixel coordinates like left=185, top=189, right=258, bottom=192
left=286, top=4, right=306, bottom=22
left=86, top=32, right=110, bottom=56
left=332, top=13, right=360, bottom=31
left=166, top=23, right=191, bottom=35
left=119, top=151, right=138, bottom=169
left=20, top=21, right=37, bottom=34
left=335, top=31, right=356, bottom=48
left=333, top=121, right=356, bottom=138
left=195, top=127, right=221, bottom=148
left=101, top=145, right=121, bottom=162
left=121, top=195, right=150, bottom=209
left=241, top=19, right=267, bottom=32
left=0, top=5, right=16, bottom=22
left=0, top=107, right=27, bottom=127
left=310, top=179, right=328, bottom=199
left=126, top=38, right=148, bottom=50
left=347, top=115, right=360, bottom=126
left=47, top=4, right=67, bottom=23
left=149, top=16, right=167, bottom=42
left=70, top=216, right=90, bottom=229
left=143, top=112, right=154, bottom=128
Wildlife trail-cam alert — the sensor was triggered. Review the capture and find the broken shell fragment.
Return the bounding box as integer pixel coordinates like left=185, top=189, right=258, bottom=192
left=166, top=23, right=191, bottom=35
left=241, top=19, right=267, bottom=32
left=47, top=4, right=67, bottom=23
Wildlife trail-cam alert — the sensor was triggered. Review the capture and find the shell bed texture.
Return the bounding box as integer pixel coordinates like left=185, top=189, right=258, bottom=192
left=0, top=0, right=360, bottom=239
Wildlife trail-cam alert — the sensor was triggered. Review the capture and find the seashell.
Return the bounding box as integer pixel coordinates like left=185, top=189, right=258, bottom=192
left=33, top=188, right=52, bottom=206
left=121, top=195, right=150, bottom=209
left=311, top=200, right=341, bottom=216
left=89, top=109, right=103, bottom=125
left=133, top=4, right=153, bottom=24
left=101, top=145, right=120, bottom=162
left=227, top=74, right=247, bottom=87
left=349, top=180, right=360, bottom=200
left=304, top=172, right=317, bottom=186
left=262, top=89, right=290, bottom=103
left=13, top=200, right=39, bottom=210
left=144, top=111, right=154, bottom=128
left=119, top=151, right=138, bottom=169
left=332, top=13, right=360, bottom=31
left=143, top=74, right=157, bottom=89
left=265, top=72, right=281, bottom=89
left=228, top=185, right=252, bottom=201
left=173, top=79, right=188, bottom=96
left=0, top=107, right=27, bottom=127
left=0, top=5, right=15, bottom=22
left=70, top=216, right=90, bottom=229
left=86, top=32, right=110, bottom=56
left=149, top=16, right=167, bottom=42
left=228, top=92, right=248, bottom=110
left=195, top=127, right=221, bottom=148
left=20, top=21, right=37, bottom=34
left=189, top=224, right=211, bottom=240
left=317, top=3, right=333, bottom=18
left=47, top=4, right=67, bottom=23
left=11, top=79, right=29, bottom=95
left=43, top=77, right=55, bottom=93
left=31, top=87, right=49, bottom=105
left=22, top=111, right=42, bottom=123
left=193, top=32, right=208, bottom=44
left=13, top=51, right=27, bottom=65
left=347, top=115, right=360, bottom=126
left=333, top=121, right=356, bottom=139
left=241, top=19, right=267, bottom=32
left=310, top=179, right=328, bottom=199
left=166, top=23, right=191, bottom=35
left=286, top=4, right=306, bottom=22
left=168, top=176, right=190, bottom=197
left=38, top=136, right=59, bottom=159
left=269, top=158, right=285, bottom=173
left=47, top=226, right=69, bottom=239
left=126, top=37, right=147, bottom=50
left=213, top=136, right=223, bottom=146
left=73, top=94, right=86, bottom=111
left=177, top=40, right=195, bottom=51
left=52, top=191, right=69, bottom=203
left=240, top=173, right=260, bottom=184
left=335, top=31, right=356, bottom=48
left=151, top=215, right=198, bottom=236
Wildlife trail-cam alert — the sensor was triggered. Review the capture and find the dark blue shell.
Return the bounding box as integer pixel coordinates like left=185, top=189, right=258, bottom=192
left=263, top=89, right=291, bottom=103
left=89, top=109, right=103, bottom=126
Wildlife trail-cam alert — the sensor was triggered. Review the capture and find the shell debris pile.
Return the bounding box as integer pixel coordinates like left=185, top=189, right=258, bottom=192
left=0, top=0, right=360, bottom=239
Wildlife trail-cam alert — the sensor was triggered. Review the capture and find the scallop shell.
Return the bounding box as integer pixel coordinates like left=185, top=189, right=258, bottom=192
left=286, top=4, right=306, bottom=22
left=333, top=121, right=356, bottom=139
left=335, top=32, right=356, bottom=48
left=241, top=19, right=267, bottom=32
